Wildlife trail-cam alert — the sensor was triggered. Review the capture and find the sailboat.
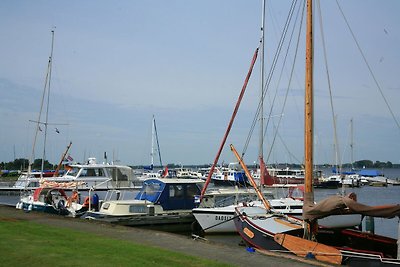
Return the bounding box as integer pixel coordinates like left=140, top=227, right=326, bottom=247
left=233, top=0, right=400, bottom=265
left=137, top=115, right=166, bottom=181
left=15, top=29, right=68, bottom=188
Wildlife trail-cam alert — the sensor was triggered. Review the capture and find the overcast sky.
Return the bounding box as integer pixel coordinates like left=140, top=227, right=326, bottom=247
left=1, top=0, right=399, bottom=167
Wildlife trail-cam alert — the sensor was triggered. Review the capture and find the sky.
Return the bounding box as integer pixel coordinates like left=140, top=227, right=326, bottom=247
left=1, top=0, right=400, bottom=167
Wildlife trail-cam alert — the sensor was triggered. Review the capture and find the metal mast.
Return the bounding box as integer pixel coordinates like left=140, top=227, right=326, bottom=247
left=259, top=0, right=266, bottom=160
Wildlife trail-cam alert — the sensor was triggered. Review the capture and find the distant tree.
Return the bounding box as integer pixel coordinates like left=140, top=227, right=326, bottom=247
left=32, top=159, right=53, bottom=170
left=354, top=160, right=373, bottom=168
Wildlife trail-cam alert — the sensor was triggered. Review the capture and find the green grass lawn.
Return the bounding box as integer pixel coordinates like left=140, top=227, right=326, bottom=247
left=0, top=219, right=230, bottom=267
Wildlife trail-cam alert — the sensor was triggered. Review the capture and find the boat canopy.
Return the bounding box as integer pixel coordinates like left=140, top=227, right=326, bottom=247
left=331, top=167, right=357, bottom=175
left=357, top=169, right=383, bottom=177
left=303, top=194, right=400, bottom=221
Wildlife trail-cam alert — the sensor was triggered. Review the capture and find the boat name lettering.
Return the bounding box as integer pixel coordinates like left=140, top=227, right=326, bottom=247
left=215, top=215, right=232, bottom=221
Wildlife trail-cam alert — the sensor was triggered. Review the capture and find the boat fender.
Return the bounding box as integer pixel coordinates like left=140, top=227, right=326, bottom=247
left=246, top=247, right=255, bottom=253
left=305, top=252, right=315, bottom=259
left=83, top=197, right=90, bottom=207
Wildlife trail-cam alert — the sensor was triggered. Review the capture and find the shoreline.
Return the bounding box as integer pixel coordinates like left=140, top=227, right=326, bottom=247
left=0, top=205, right=327, bottom=266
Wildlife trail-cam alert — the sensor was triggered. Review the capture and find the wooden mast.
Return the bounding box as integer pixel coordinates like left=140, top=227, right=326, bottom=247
left=53, top=141, right=72, bottom=177
left=304, top=0, right=315, bottom=238
left=230, top=144, right=271, bottom=210
left=304, top=0, right=314, bottom=202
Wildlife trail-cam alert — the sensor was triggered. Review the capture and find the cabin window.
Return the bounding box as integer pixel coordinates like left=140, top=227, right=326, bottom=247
left=186, top=184, right=199, bottom=197
left=86, top=169, right=96, bottom=176
left=169, top=185, right=184, bottom=198
left=143, top=183, right=162, bottom=197
left=68, top=167, right=80, bottom=177
left=111, top=168, right=129, bottom=181
left=129, top=205, right=146, bottom=213
left=95, top=168, right=104, bottom=176
left=29, top=182, right=40, bottom=188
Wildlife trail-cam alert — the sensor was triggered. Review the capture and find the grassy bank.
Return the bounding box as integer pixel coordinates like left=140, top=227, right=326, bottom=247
left=0, top=219, right=230, bottom=267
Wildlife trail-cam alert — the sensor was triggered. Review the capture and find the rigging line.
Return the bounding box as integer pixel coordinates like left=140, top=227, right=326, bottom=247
left=341, top=119, right=353, bottom=169
left=153, top=116, right=163, bottom=167
left=41, top=29, right=55, bottom=176
left=317, top=0, right=342, bottom=172
left=277, top=132, right=303, bottom=164
left=241, top=0, right=298, bottom=157
left=30, top=51, right=52, bottom=169
left=335, top=0, right=400, bottom=132
left=264, top=0, right=305, bottom=164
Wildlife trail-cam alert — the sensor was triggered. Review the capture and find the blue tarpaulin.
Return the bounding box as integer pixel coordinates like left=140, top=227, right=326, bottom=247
left=357, top=169, right=383, bottom=177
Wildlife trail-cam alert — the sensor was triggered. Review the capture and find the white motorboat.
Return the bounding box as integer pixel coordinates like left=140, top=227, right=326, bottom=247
left=82, top=178, right=205, bottom=232
left=16, top=186, right=88, bottom=217
left=12, top=158, right=140, bottom=191
left=192, top=187, right=303, bottom=234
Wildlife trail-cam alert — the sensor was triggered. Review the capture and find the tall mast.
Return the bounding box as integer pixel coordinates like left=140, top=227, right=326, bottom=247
left=259, top=0, right=266, bottom=160
left=151, top=115, right=155, bottom=168
left=40, top=29, right=55, bottom=178
left=350, top=118, right=354, bottom=170
left=304, top=0, right=314, bottom=202
left=153, top=116, right=163, bottom=167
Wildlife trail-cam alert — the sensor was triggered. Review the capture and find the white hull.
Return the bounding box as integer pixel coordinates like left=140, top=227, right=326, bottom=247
left=193, top=198, right=303, bottom=233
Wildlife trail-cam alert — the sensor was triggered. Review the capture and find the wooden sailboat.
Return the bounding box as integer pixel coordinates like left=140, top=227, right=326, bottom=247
left=233, top=0, right=400, bottom=265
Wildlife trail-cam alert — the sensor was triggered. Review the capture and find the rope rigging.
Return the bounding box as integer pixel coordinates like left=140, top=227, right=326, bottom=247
left=335, top=0, right=400, bottom=133
left=241, top=0, right=300, bottom=160
left=316, top=0, right=342, bottom=172
left=264, top=0, right=306, bottom=165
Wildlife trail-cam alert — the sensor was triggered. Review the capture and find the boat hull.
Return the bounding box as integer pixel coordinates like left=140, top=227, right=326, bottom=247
left=234, top=207, right=400, bottom=266
left=233, top=206, right=303, bottom=251
left=83, top=211, right=195, bottom=232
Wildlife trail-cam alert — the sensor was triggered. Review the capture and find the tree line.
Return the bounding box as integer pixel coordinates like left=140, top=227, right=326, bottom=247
left=1, top=158, right=398, bottom=172
left=0, top=158, right=54, bottom=172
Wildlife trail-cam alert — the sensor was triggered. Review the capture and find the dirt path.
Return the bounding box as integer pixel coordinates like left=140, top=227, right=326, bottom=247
left=0, top=205, right=329, bottom=266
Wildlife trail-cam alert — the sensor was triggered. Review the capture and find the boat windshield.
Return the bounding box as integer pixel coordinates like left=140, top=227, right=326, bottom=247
left=135, top=182, right=163, bottom=202
left=65, top=167, right=80, bottom=178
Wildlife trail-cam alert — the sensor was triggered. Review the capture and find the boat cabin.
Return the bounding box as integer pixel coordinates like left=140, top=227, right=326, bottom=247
left=135, top=178, right=204, bottom=210
left=87, top=178, right=205, bottom=219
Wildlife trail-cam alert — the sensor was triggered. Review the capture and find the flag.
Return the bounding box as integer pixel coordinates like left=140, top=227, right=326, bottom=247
left=162, top=166, right=169, bottom=177
left=260, top=157, right=273, bottom=186
left=55, top=128, right=60, bottom=134
left=67, top=155, right=73, bottom=162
